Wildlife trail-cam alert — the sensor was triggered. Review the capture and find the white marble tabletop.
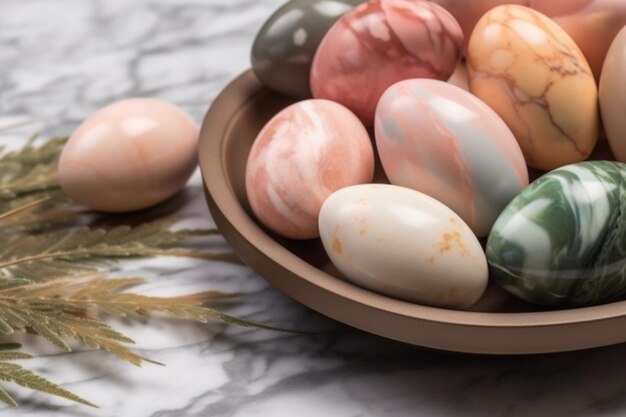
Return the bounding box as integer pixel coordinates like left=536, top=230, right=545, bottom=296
left=1, top=0, right=626, bottom=416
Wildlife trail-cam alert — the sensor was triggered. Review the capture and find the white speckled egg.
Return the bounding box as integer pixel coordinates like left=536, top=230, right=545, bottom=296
left=59, top=98, right=199, bottom=212
left=318, top=184, right=488, bottom=309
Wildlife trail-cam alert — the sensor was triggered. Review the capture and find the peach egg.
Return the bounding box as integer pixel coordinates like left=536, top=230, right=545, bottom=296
left=58, top=98, right=199, bottom=212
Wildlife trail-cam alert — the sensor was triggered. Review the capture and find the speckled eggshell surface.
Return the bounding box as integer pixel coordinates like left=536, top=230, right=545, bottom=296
left=318, top=184, right=488, bottom=309
left=599, top=26, right=626, bottom=163
left=375, top=79, right=529, bottom=237
left=58, top=98, right=199, bottom=212
left=467, top=5, right=599, bottom=172
left=310, top=0, right=463, bottom=126
left=245, top=99, right=374, bottom=240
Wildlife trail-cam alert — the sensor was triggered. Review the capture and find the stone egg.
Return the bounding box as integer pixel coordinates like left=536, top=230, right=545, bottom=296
left=486, top=161, right=626, bottom=308
left=428, top=0, right=626, bottom=79
left=532, top=0, right=626, bottom=82
left=319, top=184, right=488, bottom=309
left=310, top=0, right=463, bottom=126
left=375, top=79, right=529, bottom=237
left=599, top=25, right=626, bottom=163
left=245, top=99, right=374, bottom=240
left=252, top=0, right=363, bottom=98
left=58, top=98, right=198, bottom=212
left=429, top=0, right=526, bottom=51
left=467, top=5, right=599, bottom=171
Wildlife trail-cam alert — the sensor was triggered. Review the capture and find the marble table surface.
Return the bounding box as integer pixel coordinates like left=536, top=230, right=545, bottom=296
left=2, top=0, right=626, bottom=416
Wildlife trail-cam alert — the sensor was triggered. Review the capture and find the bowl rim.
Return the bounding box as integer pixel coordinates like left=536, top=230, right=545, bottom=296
left=198, top=69, right=626, bottom=354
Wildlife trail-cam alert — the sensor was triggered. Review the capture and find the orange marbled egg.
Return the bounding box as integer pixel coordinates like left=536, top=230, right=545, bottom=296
left=430, top=0, right=626, bottom=81
left=467, top=5, right=599, bottom=171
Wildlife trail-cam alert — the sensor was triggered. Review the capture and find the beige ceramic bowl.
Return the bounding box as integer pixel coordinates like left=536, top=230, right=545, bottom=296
left=199, top=70, right=625, bottom=355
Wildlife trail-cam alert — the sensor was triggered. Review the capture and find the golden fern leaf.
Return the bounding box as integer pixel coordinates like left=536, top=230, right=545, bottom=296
left=0, top=276, right=286, bottom=365
left=0, top=343, right=95, bottom=408
left=0, top=136, right=66, bottom=200
left=0, top=136, right=66, bottom=167
left=0, top=219, right=238, bottom=281
left=0, top=136, right=68, bottom=229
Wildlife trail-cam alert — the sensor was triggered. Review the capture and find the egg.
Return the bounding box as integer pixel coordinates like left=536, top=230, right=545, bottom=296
left=429, top=0, right=526, bottom=51
left=375, top=79, right=529, bottom=237
left=245, top=99, right=374, bottom=240
left=58, top=98, right=198, bottom=212
left=251, top=0, right=363, bottom=98
left=467, top=5, right=599, bottom=171
left=319, top=184, right=488, bottom=309
left=486, top=161, right=626, bottom=308
left=310, top=0, right=463, bottom=126
left=599, top=26, right=626, bottom=163
left=428, top=0, right=626, bottom=80
left=532, top=0, right=626, bottom=82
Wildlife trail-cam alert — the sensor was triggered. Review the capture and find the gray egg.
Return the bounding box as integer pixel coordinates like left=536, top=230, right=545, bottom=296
left=251, top=0, right=363, bottom=98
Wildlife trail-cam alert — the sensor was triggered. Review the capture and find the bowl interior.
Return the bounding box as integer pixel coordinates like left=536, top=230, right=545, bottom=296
left=199, top=69, right=625, bottom=354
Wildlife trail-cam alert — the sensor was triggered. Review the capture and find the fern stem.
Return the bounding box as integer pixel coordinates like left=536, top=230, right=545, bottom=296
left=0, top=197, right=50, bottom=222
left=0, top=248, right=240, bottom=269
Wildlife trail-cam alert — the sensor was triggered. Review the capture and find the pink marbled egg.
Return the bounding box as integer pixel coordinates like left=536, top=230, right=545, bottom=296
left=245, top=99, right=374, bottom=240
left=310, top=0, right=463, bottom=127
left=375, top=79, right=529, bottom=237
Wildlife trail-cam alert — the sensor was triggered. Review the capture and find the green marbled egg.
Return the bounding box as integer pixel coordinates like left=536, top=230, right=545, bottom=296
left=486, top=161, right=626, bottom=308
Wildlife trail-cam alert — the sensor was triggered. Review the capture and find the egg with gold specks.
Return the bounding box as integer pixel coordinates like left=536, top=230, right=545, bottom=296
left=467, top=5, right=599, bottom=172
left=318, top=184, right=488, bottom=309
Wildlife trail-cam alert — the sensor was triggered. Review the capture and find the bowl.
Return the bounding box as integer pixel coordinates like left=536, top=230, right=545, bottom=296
left=198, top=70, right=625, bottom=354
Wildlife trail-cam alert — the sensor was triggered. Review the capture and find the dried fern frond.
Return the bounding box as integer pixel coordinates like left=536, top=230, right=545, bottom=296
left=0, top=276, right=280, bottom=366
left=0, top=135, right=66, bottom=169
left=0, top=136, right=280, bottom=409
left=0, top=197, right=77, bottom=234
left=0, top=343, right=95, bottom=408
left=0, top=219, right=238, bottom=281
left=0, top=196, right=53, bottom=222
left=0, top=120, right=34, bottom=133
left=0, top=136, right=66, bottom=200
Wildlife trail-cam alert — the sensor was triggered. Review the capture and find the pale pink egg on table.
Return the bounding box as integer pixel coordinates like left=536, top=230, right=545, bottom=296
left=375, top=79, right=529, bottom=237
left=310, top=0, right=463, bottom=127
left=245, top=99, right=374, bottom=240
left=58, top=98, right=199, bottom=212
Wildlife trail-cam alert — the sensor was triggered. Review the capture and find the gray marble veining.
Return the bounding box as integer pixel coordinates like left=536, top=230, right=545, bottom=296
left=2, top=0, right=626, bottom=416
